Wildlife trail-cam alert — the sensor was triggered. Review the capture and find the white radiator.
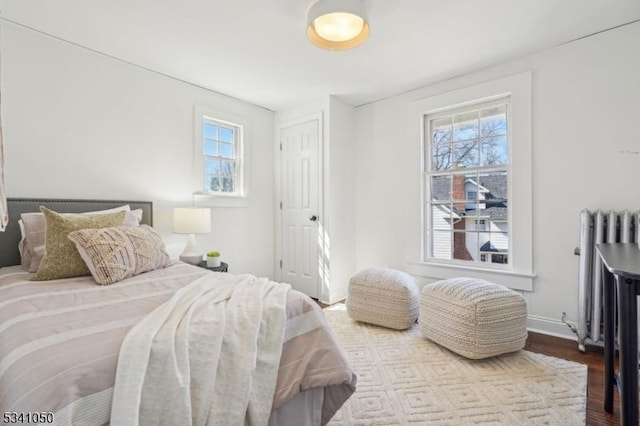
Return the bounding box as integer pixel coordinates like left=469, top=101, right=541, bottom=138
left=575, top=209, right=640, bottom=352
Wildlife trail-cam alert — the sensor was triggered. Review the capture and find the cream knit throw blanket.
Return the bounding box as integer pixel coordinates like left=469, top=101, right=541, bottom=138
left=110, top=273, right=290, bottom=426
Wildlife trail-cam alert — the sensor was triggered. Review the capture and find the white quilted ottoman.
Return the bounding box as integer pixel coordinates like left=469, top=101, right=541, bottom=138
left=346, top=267, right=419, bottom=330
left=419, top=277, right=527, bottom=359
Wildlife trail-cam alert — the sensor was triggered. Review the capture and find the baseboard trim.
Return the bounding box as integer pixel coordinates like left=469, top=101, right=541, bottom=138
left=527, top=315, right=578, bottom=341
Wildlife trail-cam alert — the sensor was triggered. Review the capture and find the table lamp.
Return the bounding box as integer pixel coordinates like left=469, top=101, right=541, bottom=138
left=173, top=207, right=211, bottom=265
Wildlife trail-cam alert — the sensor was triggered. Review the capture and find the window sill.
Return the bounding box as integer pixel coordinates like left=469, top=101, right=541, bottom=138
left=405, top=261, right=535, bottom=292
left=193, top=192, right=251, bottom=208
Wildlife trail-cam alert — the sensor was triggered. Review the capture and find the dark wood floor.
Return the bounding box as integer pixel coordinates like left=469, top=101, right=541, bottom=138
left=525, top=332, right=619, bottom=425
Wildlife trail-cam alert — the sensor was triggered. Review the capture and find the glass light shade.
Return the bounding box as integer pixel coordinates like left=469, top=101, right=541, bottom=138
left=307, top=0, right=369, bottom=51
left=172, top=207, right=211, bottom=234
left=313, top=12, right=364, bottom=42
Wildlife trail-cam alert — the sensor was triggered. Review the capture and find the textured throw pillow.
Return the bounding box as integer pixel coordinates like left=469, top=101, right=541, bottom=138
left=20, top=206, right=141, bottom=272
left=32, top=208, right=127, bottom=281
left=68, top=225, right=171, bottom=285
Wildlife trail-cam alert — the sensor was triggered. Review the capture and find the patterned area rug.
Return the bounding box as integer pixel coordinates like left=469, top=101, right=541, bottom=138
left=325, top=306, right=586, bottom=425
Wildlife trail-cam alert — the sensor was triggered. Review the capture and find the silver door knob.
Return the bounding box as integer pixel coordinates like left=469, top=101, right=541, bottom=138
left=309, top=215, right=318, bottom=222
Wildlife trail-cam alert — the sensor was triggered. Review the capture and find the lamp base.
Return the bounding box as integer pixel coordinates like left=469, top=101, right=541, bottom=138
left=179, top=234, right=203, bottom=265
left=180, top=254, right=203, bottom=265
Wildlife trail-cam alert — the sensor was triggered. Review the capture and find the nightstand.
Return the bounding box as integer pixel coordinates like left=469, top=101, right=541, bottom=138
left=197, top=261, right=228, bottom=273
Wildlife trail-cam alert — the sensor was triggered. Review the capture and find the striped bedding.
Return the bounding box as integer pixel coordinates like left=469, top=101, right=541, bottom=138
left=0, top=263, right=356, bottom=425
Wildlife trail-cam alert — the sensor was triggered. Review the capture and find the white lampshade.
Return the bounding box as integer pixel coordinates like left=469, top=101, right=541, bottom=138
left=173, top=207, right=211, bottom=234
left=173, top=207, right=211, bottom=265
left=307, top=0, right=369, bottom=51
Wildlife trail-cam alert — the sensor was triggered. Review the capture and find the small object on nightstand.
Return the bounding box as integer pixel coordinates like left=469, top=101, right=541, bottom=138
left=198, top=261, right=228, bottom=273
left=206, top=250, right=221, bottom=267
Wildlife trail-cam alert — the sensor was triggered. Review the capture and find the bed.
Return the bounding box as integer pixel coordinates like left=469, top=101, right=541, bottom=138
left=0, top=198, right=356, bottom=426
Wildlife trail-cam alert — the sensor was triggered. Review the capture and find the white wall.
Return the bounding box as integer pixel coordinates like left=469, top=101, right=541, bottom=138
left=1, top=23, right=275, bottom=278
left=354, top=21, right=640, bottom=338
left=326, top=96, right=357, bottom=303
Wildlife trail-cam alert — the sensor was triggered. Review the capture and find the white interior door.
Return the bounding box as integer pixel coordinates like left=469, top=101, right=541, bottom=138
left=280, top=117, right=320, bottom=298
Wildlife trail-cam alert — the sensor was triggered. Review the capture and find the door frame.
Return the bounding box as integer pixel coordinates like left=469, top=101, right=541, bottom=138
left=274, top=112, right=324, bottom=298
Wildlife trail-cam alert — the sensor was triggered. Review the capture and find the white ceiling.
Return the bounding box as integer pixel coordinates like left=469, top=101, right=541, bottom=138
left=2, top=0, right=640, bottom=111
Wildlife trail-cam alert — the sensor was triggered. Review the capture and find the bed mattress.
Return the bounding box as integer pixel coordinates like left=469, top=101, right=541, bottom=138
left=0, top=263, right=355, bottom=425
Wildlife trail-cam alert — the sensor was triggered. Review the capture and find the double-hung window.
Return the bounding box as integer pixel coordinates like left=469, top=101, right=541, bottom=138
left=410, top=72, right=533, bottom=291
left=202, top=118, right=241, bottom=194
left=425, top=98, right=510, bottom=268
left=194, top=105, right=246, bottom=200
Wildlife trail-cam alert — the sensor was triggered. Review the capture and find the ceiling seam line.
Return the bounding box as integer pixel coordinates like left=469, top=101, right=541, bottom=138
left=0, top=16, right=275, bottom=113
left=556, top=17, right=640, bottom=46
left=354, top=17, right=640, bottom=109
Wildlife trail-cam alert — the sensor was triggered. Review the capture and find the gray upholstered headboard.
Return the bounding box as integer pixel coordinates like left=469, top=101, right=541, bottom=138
left=0, top=198, right=153, bottom=268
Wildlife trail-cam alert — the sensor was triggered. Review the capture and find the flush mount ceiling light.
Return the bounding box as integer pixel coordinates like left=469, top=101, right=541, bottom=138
left=307, top=0, right=370, bottom=51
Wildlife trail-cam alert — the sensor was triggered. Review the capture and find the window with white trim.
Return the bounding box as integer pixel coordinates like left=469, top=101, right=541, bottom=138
left=474, top=219, right=487, bottom=231
left=424, top=97, right=510, bottom=269
left=409, top=72, right=532, bottom=290
left=194, top=106, right=246, bottom=199
left=202, top=118, right=241, bottom=194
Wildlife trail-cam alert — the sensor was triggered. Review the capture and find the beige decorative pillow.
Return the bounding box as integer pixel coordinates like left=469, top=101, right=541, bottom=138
left=32, top=208, right=127, bottom=281
left=20, top=206, right=141, bottom=272
left=68, top=225, right=171, bottom=285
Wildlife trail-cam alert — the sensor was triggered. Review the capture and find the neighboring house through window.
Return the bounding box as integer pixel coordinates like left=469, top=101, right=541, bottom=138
left=474, top=219, right=487, bottom=231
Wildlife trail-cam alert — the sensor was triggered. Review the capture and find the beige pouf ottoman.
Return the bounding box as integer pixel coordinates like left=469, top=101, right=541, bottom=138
left=346, top=267, right=419, bottom=330
left=419, top=277, right=527, bottom=359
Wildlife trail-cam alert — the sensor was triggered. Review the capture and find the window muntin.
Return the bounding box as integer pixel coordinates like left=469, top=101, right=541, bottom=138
left=201, top=117, right=242, bottom=195
left=424, top=98, right=510, bottom=268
